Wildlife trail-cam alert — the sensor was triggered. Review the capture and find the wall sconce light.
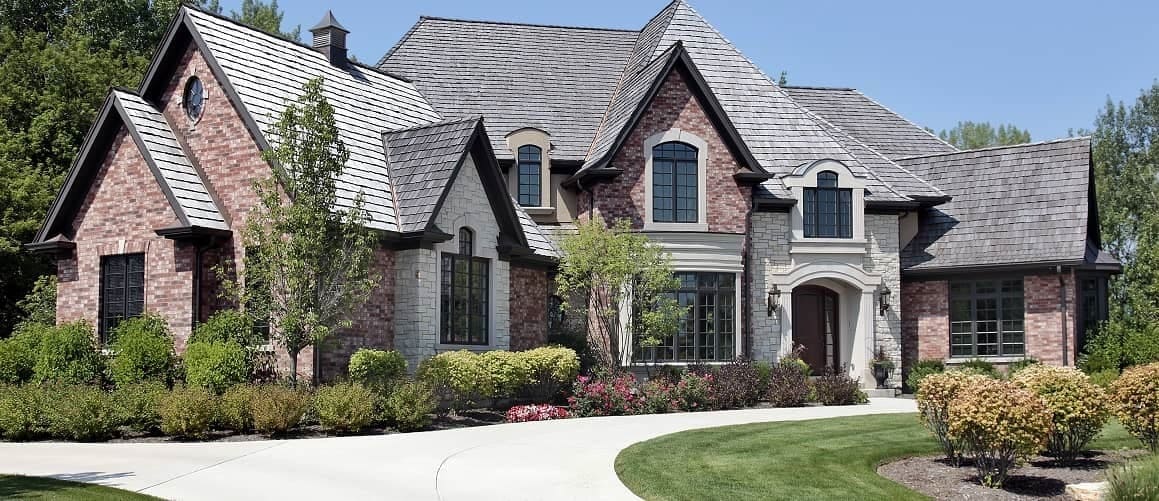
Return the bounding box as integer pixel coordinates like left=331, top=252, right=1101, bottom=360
left=878, top=285, right=891, bottom=317
left=767, top=285, right=781, bottom=317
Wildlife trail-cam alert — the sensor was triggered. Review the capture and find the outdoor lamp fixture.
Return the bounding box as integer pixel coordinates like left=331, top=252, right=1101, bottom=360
left=767, top=285, right=781, bottom=317
left=878, top=285, right=892, bottom=317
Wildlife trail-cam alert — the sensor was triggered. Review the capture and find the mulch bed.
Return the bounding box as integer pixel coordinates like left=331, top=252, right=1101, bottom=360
left=878, top=450, right=1145, bottom=500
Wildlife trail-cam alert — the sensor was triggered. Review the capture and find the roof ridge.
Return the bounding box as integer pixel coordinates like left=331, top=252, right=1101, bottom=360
left=898, top=136, right=1090, bottom=160
left=377, top=16, right=427, bottom=66
left=384, top=116, right=481, bottom=135
left=781, top=85, right=856, bottom=91
left=414, top=15, right=639, bottom=33
left=582, top=41, right=682, bottom=162
left=850, top=89, right=958, bottom=151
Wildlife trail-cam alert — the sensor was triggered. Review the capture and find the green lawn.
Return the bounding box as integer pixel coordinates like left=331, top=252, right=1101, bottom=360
left=0, top=475, right=157, bottom=501
left=614, top=413, right=1140, bottom=501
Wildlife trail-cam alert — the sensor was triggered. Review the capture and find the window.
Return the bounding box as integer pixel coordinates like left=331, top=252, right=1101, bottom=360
left=635, top=272, right=736, bottom=363
left=517, top=145, right=541, bottom=207
left=1080, top=277, right=1109, bottom=337
left=183, top=77, right=204, bottom=122
left=441, top=228, right=489, bottom=345
left=950, top=279, right=1025, bottom=357
left=100, top=253, right=145, bottom=342
left=652, top=142, right=698, bottom=223
left=803, top=171, right=853, bottom=238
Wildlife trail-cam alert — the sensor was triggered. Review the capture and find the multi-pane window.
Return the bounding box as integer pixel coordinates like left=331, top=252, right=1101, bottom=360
left=100, top=253, right=145, bottom=342
left=1080, top=277, right=1109, bottom=338
left=803, top=171, right=853, bottom=238
left=517, top=145, right=541, bottom=207
left=652, top=142, right=698, bottom=223
left=950, top=279, right=1025, bottom=357
left=635, top=272, right=736, bottom=363
left=441, top=228, right=489, bottom=345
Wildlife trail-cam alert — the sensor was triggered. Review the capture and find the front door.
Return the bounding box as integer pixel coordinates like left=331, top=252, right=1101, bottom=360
left=791, top=285, right=839, bottom=374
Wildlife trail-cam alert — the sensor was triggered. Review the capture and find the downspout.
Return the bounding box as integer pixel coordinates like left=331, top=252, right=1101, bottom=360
left=742, top=201, right=753, bottom=360
left=1057, top=265, right=1069, bottom=366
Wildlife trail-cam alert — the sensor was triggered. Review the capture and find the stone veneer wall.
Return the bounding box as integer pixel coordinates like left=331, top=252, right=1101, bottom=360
left=865, top=214, right=902, bottom=386
left=509, top=264, right=549, bottom=351
left=749, top=211, right=791, bottom=362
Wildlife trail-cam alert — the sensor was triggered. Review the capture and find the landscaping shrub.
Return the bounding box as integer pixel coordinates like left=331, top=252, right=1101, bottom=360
left=946, top=378, right=1052, bottom=488
left=505, top=404, right=569, bottom=422
left=568, top=374, right=642, bottom=417
left=1006, top=358, right=1041, bottom=376
left=905, top=358, right=944, bottom=393
left=348, top=348, right=406, bottom=393
left=1011, top=364, right=1110, bottom=460
left=250, top=384, right=310, bottom=436
left=765, top=357, right=812, bottom=407
left=108, top=314, right=176, bottom=387
left=183, top=341, right=249, bottom=394
left=312, top=382, right=375, bottom=433
left=916, top=371, right=990, bottom=463
left=0, top=384, right=45, bottom=440
left=416, top=350, right=484, bottom=410
left=955, top=358, right=1000, bottom=379
left=1109, top=362, right=1159, bottom=452
left=217, top=384, right=258, bottom=432
left=710, top=360, right=764, bottom=409
left=813, top=369, right=867, bottom=406
left=1089, top=368, right=1120, bottom=388
left=0, top=324, right=44, bottom=384
left=640, top=378, right=677, bottom=414
left=1106, top=453, right=1159, bottom=501
left=520, top=346, right=580, bottom=402
left=113, top=382, right=166, bottom=433
left=754, top=361, right=772, bottom=389
left=44, top=384, right=120, bottom=441
left=159, top=386, right=217, bottom=438
left=673, top=372, right=715, bottom=411
left=383, top=381, right=436, bottom=432
left=477, top=350, right=532, bottom=400
left=189, top=309, right=260, bottom=346
left=33, top=321, right=103, bottom=385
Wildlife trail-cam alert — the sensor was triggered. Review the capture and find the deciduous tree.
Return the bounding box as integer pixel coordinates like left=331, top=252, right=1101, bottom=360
left=938, top=121, right=1031, bottom=150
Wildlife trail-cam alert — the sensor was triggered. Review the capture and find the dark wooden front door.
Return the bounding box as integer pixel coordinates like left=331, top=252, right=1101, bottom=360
left=791, top=285, right=839, bottom=374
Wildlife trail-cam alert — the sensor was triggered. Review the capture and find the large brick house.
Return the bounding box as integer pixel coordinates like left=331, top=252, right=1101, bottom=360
left=28, top=1, right=1118, bottom=385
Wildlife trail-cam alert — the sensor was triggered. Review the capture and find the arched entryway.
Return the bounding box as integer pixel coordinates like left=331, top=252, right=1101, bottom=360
left=791, top=285, right=840, bottom=374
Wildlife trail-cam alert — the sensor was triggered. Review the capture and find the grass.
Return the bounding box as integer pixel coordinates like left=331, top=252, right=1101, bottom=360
left=0, top=475, right=158, bottom=500
left=614, top=413, right=1141, bottom=501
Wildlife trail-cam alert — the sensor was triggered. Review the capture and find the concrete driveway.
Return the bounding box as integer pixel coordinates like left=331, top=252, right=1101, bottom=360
left=0, top=398, right=916, bottom=500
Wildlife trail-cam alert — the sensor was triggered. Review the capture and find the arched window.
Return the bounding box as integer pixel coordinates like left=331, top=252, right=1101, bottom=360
left=517, top=145, right=542, bottom=206
left=652, top=142, right=698, bottom=223
left=441, top=227, right=489, bottom=345
left=804, top=171, right=853, bottom=238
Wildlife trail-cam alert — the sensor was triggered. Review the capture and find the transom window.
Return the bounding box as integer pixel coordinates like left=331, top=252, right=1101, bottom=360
left=652, top=142, right=698, bottom=223
left=635, top=272, right=736, bottom=363
left=441, top=228, right=489, bottom=345
left=517, top=145, right=541, bottom=207
left=100, top=253, right=145, bottom=342
left=950, top=279, right=1025, bottom=357
left=803, top=171, right=853, bottom=238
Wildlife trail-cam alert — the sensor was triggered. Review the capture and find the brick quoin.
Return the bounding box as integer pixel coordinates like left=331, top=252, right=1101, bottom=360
left=509, top=263, right=549, bottom=351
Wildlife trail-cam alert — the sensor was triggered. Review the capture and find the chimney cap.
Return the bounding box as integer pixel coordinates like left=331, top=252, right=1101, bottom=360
left=309, top=11, right=349, bottom=33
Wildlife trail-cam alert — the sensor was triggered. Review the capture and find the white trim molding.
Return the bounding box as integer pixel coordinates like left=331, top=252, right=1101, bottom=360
left=642, top=128, right=709, bottom=232
left=505, top=127, right=552, bottom=210
left=781, top=158, right=866, bottom=242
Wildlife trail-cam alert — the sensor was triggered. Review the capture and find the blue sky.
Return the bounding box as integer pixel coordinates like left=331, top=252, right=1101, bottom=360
left=222, top=0, right=1158, bottom=141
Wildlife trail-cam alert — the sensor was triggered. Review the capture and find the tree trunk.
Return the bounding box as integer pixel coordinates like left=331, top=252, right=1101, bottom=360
left=288, top=349, right=299, bottom=387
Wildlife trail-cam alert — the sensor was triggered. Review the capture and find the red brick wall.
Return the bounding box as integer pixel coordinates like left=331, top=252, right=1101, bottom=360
left=317, top=248, right=396, bottom=381
left=1024, top=272, right=1078, bottom=366
left=509, top=263, right=549, bottom=351
left=585, top=69, right=751, bottom=233
left=901, top=280, right=949, bottom=371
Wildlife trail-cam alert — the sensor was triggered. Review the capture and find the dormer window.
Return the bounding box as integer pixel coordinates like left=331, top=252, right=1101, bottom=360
left=803, top=171, right=852, bottom=238
left=652, top=141, right=698, bottom=223
left=517, top=145, right=542, bottom=207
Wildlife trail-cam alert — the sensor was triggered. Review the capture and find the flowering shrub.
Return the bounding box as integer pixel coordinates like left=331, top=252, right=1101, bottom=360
left=813, top=369, right=867, bottom=406
left=766, top=356, right=811, bottom=407
left=639, top=378, right=677, bottom=414
left=947, top=378, right=1051, bottom=488
left=916, top=371, right=990, bottom=463
left=505, top=404, right=569, bottom=422
left=568, top=374, right=642, bottom=417
left=674, top=372, right=715, bottom=411
left=710, top=360, right=764, bottom=409
left=1109, top=362, right=1159, bottom=452
left=1011, top=364, right=1109, bottom=460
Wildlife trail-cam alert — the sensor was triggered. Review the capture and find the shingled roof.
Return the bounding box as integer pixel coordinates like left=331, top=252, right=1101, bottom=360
left=385, top=118, right=483, bottom=234
left=897, top=137, right=1114, bottom=273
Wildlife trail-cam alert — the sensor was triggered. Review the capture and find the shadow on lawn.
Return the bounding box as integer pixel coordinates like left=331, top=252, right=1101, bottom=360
left=0, top=471, right=134, bottom=498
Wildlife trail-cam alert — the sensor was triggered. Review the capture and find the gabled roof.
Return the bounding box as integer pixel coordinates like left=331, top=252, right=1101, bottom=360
left=384, top=117, right=484, bottom=234
left=377, top=16, right=639, bottom=162
left=782, top=86, right=957, bottom=160
left=513, top=202, right=560, bottom=259
left=897, top=137, right=1115, bottom=273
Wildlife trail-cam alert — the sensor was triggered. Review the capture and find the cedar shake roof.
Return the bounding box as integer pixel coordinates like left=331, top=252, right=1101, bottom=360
left=898, top=137, right=1117, bottom=273
left=384, top=117, right=482, bottom=234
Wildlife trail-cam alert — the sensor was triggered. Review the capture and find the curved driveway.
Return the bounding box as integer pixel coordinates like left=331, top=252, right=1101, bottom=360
left=0, top=398, right=916, bottom=500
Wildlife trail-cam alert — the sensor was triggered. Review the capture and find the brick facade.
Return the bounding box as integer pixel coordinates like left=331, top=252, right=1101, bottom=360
left=509, top=264, right=549, bottom=351
left=900, top=280, right=950, bottom=374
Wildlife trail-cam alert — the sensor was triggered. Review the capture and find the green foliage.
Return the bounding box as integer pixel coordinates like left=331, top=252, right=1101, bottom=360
left=225, top=77, right=378, bottom=382
left=555, top=218, right=684, bottom=371
left=813, top=369, right=868, bottom=406
left=159, top=385, right=217, bottom=438
left=521, top=346, right=581, bottom=402
left=1109, top=362, right=1159, bottom=452
left=13, top=275, right=55, bottom=332
left=230, top=0, right=299, bottom=41
left=32, top=321, right=103, bottom=384
left=216, top=384, right=258, bottom=432
left=672, top=372, right=713, bottom=411
left=938, top=121, right=1031, bottom=150
left=108, top=314, right=175, bottom=387
left=1106, top=453, right=1159, bottom=501
left=1083, top=322, right=1159, bottom=372
left=190, top=309, right=260, bottom=346
left=1011, top=365, right=1110, bottom=461
left=955, top=358, right=1000, bottom=379
left=416, top=348, right=580, bottom=408
left=44, top=384, right=120, bottom=441
left=416, top=350, right=479, bottom=409
left=312, top=382, right=375, bottom=433
left=0, top=323, right=44, bottom=384
left=1006, top=357, right=1041, bottom=376
left=1089, top=368, right=1120, bottom=388
left=476, top=350, right=532, bottom=399
left=113, top=382, right=166, bottom=433
left=905, top=358, right=944, bottom=393
left=250, top=384, right=310, bottom=435
left=183, top=341, right=249, bottom=394
left=347, top=348, right=406, bottom=392
left=0, top=384, right=45, bottom=440
left=946, top=378, right=1052, bottom=488
left=383, top=381, right=436, bottom=432
left=765, top=356, right=812, bottom=407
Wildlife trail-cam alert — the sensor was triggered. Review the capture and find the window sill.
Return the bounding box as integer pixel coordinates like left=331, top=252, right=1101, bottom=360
left=789, top=238, right=867, bottom=255
left=436, top=343, right=495, bottom=352
left=520, top=206, right=555, bottom=216
left=643, top=222, right=709, bottom=232
left=946, top=356, right=1029, bottom=364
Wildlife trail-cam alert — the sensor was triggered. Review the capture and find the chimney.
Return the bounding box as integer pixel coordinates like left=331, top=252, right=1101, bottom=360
left=309, top=10, right=349, bottom=66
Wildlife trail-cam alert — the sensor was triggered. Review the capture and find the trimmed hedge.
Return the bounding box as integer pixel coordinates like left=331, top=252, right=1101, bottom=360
left=384, top=381, right=436, bottom=432
left=183, top=341, right=249, bottom=394
left=1109, top=362, right=1159, bottom=452
left=0, top=384, right=45, bottom=440
left=251, top=384, right=310, bottom=436
left=217, top=384, right=258, bottom=432
left=190, top=309, right=260, bottom=346
left=905, top=358, right=944, bottom=393
left=32, top=321, right=103, bottom=385
left=44, top=384, right=120, bottom=441
left=108, top=314, right=176, bottom=387
left=313, top=382, right=375, bottom=433
left=348, top=349, right=406, bottom=392
left=417, top=347, right=579, bottom=409
left=1011, top=364, right=1109, bottom=460
left=113, top=382, right=166, bottom=433
left=159, top=386, right=217, bottom=438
